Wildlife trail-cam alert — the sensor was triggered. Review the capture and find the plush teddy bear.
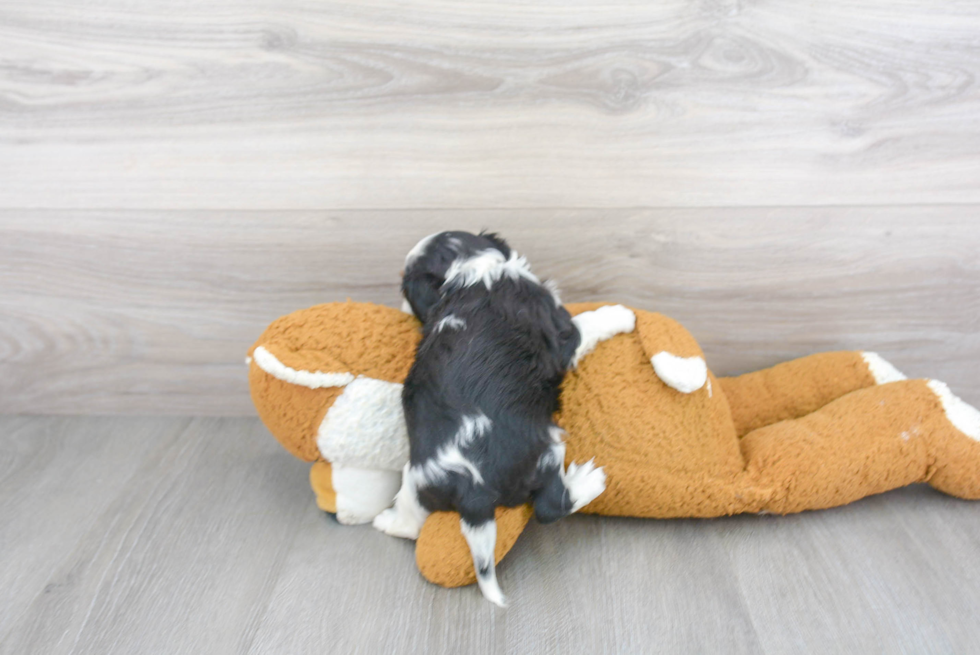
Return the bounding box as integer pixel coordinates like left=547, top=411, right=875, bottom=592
left=248, top=300, right=980, bottom=588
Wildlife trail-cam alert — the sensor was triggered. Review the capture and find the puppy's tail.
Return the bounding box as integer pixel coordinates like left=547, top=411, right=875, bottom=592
left=460, top=516, right=507, bottom=607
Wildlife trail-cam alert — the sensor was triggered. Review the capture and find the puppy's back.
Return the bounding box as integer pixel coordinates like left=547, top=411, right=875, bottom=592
left=403, top=276, right=576, bottom=493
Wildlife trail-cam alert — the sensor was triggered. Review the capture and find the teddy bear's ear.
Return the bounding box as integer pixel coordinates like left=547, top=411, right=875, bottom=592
left=248, top=358, right=347, bottom=461
left=633, top=309, right=708, bottom=394
left=247, top=301, right=422, bottom=461
left=250, top=343, right=354, bottom=389
left=249, top=301, right=423, bottom=384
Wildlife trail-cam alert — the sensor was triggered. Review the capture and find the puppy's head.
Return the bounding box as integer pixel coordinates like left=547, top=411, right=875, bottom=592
left=401, top=230, right=511, bottom=322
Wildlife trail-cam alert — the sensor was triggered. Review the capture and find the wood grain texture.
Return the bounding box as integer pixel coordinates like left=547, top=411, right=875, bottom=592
left=0, top=416, right=311, bottom=655
left=1, top=0, right=979, bottom=209
left=3, top=416, right=980, bottom=653
left=1, top=208, right=978, bottom=414
left=0, top=416, right=168, bottom=641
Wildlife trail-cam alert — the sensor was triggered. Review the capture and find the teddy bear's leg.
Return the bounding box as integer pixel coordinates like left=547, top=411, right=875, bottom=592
left=921, top=381, right=980, bottom=498
left=309, top=460, right=402, bottom=525
left=326, top=464, right=403, bottom=525
left=719, top=351, right=905, bottom=437
left=740, top=379, right=980, bottom=514
left=309, top=461, right=338, bottom=512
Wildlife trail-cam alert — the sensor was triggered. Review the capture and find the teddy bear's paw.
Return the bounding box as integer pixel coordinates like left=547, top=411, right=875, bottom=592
left=928, top=380, right=980, bottom=441
left=372, top=507, right=422, bottom=540
left=593, top=304, right=637, bottom=334
left=570, top=305, right=636, bottom=366
left=862, top=352, right=907, bottom=385
left=564, top=459, right=607, bottom=512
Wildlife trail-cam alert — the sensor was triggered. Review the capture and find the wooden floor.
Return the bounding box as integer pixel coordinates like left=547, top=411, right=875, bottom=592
left=3, top=415, right=980, bottom=654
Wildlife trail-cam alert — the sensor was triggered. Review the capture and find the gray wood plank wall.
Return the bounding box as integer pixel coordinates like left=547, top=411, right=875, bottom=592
left=1, top=1, right=978, bottom=415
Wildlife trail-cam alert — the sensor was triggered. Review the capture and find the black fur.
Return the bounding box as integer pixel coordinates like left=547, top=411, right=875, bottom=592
left=401, top=231, right=581, bottom=528
left=401, top=231, right=511, bottom=323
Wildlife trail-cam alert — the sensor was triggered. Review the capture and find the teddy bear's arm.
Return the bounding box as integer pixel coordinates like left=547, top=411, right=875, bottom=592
left=633, top=310, right=708, bottom=394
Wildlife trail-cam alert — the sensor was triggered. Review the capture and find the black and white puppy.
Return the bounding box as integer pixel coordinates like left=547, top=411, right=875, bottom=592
left=374, top=231, right=619, bottom=606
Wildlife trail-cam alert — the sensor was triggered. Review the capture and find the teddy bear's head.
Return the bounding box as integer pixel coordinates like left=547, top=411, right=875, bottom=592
left=247, top=301, right=421, bottom=465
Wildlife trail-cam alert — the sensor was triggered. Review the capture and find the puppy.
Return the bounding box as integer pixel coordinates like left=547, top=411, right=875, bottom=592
left=374, top=231, right=608, bottom=606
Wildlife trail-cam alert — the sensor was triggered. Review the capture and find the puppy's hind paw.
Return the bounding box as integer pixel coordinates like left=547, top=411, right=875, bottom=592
left=565, top=459, right=607, bottom=513
left=372, top=507, right=421, bottom=540
left=372, top=507, right=398, bottom=532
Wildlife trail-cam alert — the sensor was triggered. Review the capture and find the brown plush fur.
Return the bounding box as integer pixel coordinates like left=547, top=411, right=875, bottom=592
left=248, top=301, right=420, bottom=461
left=249, top=301, right=980, bottom=588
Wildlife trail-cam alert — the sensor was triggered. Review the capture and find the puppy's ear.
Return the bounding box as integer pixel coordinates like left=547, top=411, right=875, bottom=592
left=402, top=270, right=443, bottom=323
left=478, top=231, right=512, bottom=258
left=553, top=305, right=581, bottom=370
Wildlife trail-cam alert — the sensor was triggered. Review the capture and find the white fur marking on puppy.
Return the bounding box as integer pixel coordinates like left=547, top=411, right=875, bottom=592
left=461, top=519, right=507, bottom=607
left=862, top=352, right=907, bottom=384
left=332, top=465, right=403, bottom=525
left=435, top=314, right=467, bottom=332
left=456, top=413, right=493, bottom=447
left=317, top=377, right=410, bottom=470
left=570, top=305, right=636, bottom=366
left=651, top=352, right=708, bottom=394
left=544, top=279, right=563, bottom=306
left=252, top=345, right=354, bottom=389
left=927, top=380, right=980, bottom=441
left=421, top=445, right=485, bottom=485
left=443, top=249, right=539, bottom=291
left=563, top=459, right=607, bottom=512
left=400, top=298, right=416, bottom=316
left=413, top=413, right=492, bottom=485
left=373, top=463, right=430, bottom=539
left=538, top=426, right=567, bottom=471
left=538, top=441, right=567, bottom=473
left=405, top=232, right=441, bottom=267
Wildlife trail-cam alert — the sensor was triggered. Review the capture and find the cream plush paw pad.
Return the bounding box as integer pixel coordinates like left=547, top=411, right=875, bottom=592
left=928, top=380, right=980, bottom=441
left=861, top=352, right=907, bottom=385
